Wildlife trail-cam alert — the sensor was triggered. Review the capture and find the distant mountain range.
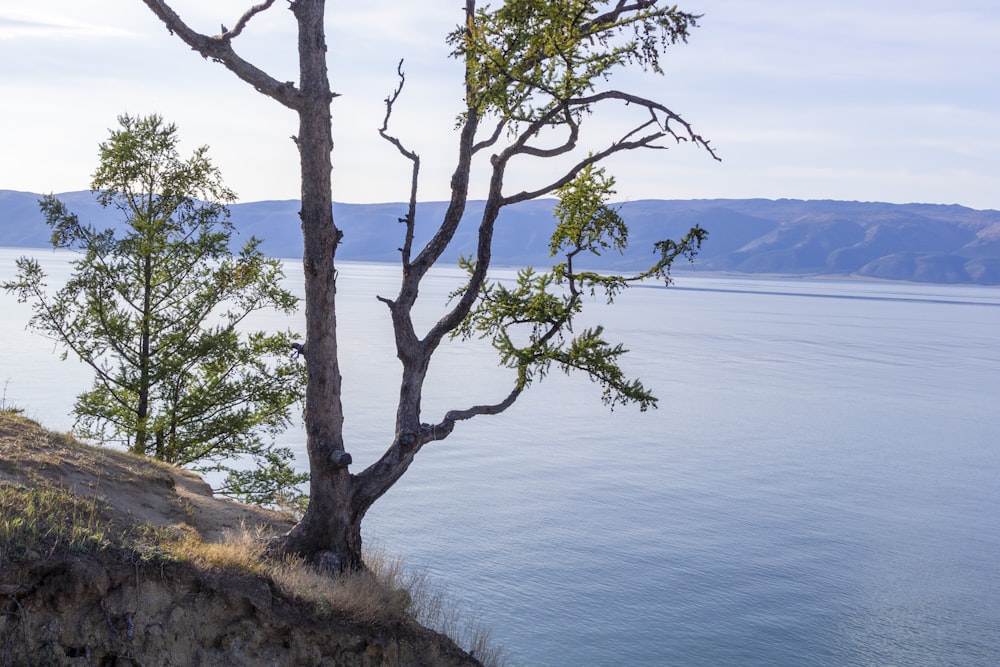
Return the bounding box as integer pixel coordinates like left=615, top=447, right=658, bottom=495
left=3, top=189, right=1000, bottom=285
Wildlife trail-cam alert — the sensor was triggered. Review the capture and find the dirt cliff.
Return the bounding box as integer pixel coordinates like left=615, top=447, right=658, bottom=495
left=0, top=412, right=483, bottom=666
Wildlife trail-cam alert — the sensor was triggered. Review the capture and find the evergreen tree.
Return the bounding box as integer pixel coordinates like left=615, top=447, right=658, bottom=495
left=3, top=114, right=307, bottom=508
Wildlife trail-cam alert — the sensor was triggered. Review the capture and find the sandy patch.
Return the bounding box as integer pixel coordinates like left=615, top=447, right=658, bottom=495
left=0, top=414, right=294, bottom=542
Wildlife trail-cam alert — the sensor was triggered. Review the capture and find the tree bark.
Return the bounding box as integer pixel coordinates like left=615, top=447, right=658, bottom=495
left=270, top=0, right=364, bottom=570
left=136, top=250, right=153, bottom=456
left=138, top=0, right=366, bottom=572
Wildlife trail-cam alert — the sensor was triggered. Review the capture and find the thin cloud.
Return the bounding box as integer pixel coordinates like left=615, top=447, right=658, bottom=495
left=0, top=11, right=133, bottom=41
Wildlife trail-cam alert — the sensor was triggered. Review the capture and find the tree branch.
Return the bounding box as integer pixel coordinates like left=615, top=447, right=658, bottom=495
left=378, top=60, right=420, bottom=267
left=138, top=0, right=307, bottom=109
left=472, top=118, right=508, bottom=154
left=506, top=137, right=643, bottom=205
left=498, top=89, right=719, bottom=205
left=440, top=385, right=523, bottom=424
left=220, top=0, right=277, bottom=41
left=581, top=0, right=659, bottom=33
left=509, top=111, right=581, bottom=160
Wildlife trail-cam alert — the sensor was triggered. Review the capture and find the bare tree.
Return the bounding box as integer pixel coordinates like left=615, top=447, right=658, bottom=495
left=138, top=0, right=719, bottom=572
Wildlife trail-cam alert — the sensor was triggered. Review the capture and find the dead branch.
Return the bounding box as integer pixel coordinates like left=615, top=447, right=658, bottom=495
left=219, top=0, right=278, bottom=41
left=378, top=60, right=421, bottom=266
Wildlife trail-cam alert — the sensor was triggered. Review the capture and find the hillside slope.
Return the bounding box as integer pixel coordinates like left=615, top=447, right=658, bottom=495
left=4, top=190, right=1000, bottom=284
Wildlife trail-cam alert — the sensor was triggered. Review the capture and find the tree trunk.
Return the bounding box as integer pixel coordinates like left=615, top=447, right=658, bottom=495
left=136, top=251, right=154, bottom=456
left=272, top=0, right=363, bottom=570
left=278, top=465, right=365, bottom=572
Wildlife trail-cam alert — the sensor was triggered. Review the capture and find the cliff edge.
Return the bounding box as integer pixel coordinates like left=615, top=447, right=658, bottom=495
left=0, top=411, right=483, bottom=666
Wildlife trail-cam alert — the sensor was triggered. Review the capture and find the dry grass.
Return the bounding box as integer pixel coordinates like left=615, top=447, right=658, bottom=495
left=396, top=558, right=509, bottom=667
left=270, top=552, right=412, bottom=622
left=165, top=523, right=267, bottom=573
left=273, top=543, right=509, bottom=666
left=168, top=524, right=509, bottom=665
left=172, top=524, right=434, bottom=623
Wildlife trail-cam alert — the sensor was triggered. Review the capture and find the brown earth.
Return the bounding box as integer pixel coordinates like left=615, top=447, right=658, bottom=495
left=0, top=413, right=483, bottom=666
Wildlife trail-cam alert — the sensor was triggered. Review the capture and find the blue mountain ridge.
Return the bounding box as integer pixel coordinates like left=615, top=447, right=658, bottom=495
left=3, top=190, right=1000, bottom=284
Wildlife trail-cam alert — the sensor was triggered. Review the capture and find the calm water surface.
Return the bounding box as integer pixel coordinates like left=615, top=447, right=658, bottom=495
left=2, top=249, right=998, bottom=666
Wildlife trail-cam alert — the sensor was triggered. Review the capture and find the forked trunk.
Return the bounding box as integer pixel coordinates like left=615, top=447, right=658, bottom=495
left=276, top=470, right=365, bottom=572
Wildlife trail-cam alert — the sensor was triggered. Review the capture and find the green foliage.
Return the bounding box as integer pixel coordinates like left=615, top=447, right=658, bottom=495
left=450, top=0, right=699, bottom=120
left=215, top=447, right=308, bottom=515
left=549, top=163, right=632, bottom=300
left=453, top=164, right=705, bottom=411
left=2, top=114, right=306, bottom=507
left=441, top=3, right=711, bottom=413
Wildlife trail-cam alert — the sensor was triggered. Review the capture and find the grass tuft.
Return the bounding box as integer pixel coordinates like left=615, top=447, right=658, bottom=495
left=0, top=480, right=112, bottom=562
left=165, top=523, right=267, bottom=573
left=0, top=379, right=23, bottom=416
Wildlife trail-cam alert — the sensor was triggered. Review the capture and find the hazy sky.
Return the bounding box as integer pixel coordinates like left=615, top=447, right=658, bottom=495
left=1, top=1, right=997, bottom=208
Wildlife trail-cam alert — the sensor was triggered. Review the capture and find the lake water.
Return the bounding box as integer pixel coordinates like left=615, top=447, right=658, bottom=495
left=2, top=248, right=999, bottom=666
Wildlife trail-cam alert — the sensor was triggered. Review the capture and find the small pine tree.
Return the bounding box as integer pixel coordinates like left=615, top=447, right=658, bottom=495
left=3, top=114, right=307, bottom=508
